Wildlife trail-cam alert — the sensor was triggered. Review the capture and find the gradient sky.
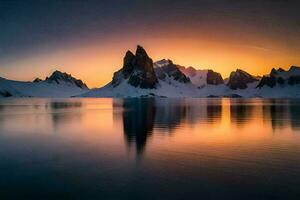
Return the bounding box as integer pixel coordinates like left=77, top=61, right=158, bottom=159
left=1, top=0, right=300, bottom=87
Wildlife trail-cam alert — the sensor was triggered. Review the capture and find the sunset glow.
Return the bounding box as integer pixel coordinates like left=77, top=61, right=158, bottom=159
left=1, top=1, right=300, bottom=88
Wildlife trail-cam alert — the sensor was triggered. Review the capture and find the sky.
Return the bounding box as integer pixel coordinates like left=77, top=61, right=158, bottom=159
left=1, top=0, right=300, bottom=88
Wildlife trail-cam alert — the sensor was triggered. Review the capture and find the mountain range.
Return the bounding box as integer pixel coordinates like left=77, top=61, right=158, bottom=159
left=0, top=71, right=88, bottom=97
left=1, top=45, right=300, bottom=98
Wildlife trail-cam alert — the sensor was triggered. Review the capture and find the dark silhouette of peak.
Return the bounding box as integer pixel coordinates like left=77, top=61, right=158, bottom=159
left=206, top=70, right=224, bottom=85
left=112, top=45, right=158, bottom=89
left=135, top=45, right=149, bottom=58
left=33, top=78, right=42, bottom=83
left=227, top=69, right=257, bottom=90
left=257, top=66, right=300, bottom=88
left=154, top=60, right=191, bottom=83
left=289, top=66, right=300, bottom=71
left=46, top=70, right=89, bottom=89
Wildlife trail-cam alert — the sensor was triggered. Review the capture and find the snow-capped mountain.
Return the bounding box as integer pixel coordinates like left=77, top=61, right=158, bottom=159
left=257, top=66, right=300, bottom=88
left=154, top=59, right=190, bottom=84
left=82, top=46, right=198, bottom=97
left=45, top=70, right=88, bottom=90
left=227, top=69, right=258, bottom=90
left=81, top=45, right=300, bottom=98
left=176, top=65, right=224, bottom=87
left=1, top=45, right=300, bottom=98
left=0, top=71, right=89, bottom=97
left=112, top=45, right=158, bottom=89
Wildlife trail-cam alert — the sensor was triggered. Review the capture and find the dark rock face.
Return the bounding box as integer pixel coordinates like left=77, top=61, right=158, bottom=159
left=288, top=76, right=300, bottom=85
left=154, top=60, right=190, bottom=83
left=206, top=70, right=224, bottom=85
left=256, top=75, right=277, bottom=88
left=0, top=90, right=12, bottom=97
left=33, top=78, right=42, bottom=83
left=112, top=45, right=158, bottom=89
left=46, top=70, right=89, bottom=89
left=257, top=66, right=300, bottom=88
left=185, top=66, right=197, bottom=77
left=227, top=69, right=257, bottom=90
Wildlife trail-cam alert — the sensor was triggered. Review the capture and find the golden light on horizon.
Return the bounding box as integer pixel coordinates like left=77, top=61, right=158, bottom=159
left=2, top=33, right=300, bottom=88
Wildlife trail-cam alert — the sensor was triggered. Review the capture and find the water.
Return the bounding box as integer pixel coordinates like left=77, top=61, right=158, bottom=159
left=0, top=98, right=300, bottom=199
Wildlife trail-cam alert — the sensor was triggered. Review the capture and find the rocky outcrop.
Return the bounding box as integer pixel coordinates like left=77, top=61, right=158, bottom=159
left=227, top=69, right=257, bottom=90
left=33, top=78, right=42, bottom=83
left=256, top=75, right=277, bottom=88
left=206, top=70, right=224, bottom=85
left=46, top=70, right=89, bottom=89
left=0, top=90, right=12, bottom=97
left=112, top=45, right=158, bottom=89
left=154, top=60, right=190, bottom=83
left=288, top=76, right=300, bottom=85
left=257, top=66, right=300, bottom=88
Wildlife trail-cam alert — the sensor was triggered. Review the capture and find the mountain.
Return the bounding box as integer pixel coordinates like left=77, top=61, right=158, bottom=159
left=257, top=66, right=300, bottom=88
left=81, top=46, right=300, bottom=98
left=176, top=65, right=208, bottom=87
left=227, top=69, right=258, bottom=90
left=177, top=65, right=224, bottom=87
left=154, top=59, right=190, bottom=83
left=0, top=70, right=89, bottom=97
left=112, top=45, right=158, bottom=89
left=82, top=46, right=198, bottom=97
left=46, top=70, right=88, bottom=90
left=1, top=45, right=300, bottom=98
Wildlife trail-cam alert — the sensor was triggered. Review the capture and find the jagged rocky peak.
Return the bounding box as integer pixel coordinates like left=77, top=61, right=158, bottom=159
left=33, top=78, right=42, bottom=83
left=154, top=59, right=172, bottom=68
left=46, top=70, right=88, bottom=89
left=227, top=69, right=257, bottom=90
left=206, top=70, right=224, bottom=85
left=257, top=66, right=300, bottom=88
left=112, top=45, right=158, bottom=89
left=289, top=65, right=300, bottom=73
left=154, top=59, right=190, bottom=83
left=185, top=66, right=197, bottom=77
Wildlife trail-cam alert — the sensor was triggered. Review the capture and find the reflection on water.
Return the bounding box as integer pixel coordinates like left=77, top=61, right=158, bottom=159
left=48, top=101, right=83, bottom=130
left=230, top=101, right=254, bottom=126
left=121, top=98, right=156, bottom=155
left=0, top=98, right=300, bottom=199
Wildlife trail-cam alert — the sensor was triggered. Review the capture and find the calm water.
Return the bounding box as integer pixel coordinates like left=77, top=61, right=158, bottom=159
left=0, top=98, right=300, bottom=199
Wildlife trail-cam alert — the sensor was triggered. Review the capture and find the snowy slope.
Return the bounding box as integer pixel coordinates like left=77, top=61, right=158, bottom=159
left=154, top=60, right=208, bottom=87
left=179, top=67, right=208, bottom=87
left=0, top=78, right=88, bottom=97
left=80, top=71, right=300, bottom=98
left=81, top=78, right=198, bottom=98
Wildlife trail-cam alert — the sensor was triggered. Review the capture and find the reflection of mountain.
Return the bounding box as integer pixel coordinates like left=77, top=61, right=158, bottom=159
left=206, top=99, right=222, bottom=123
left=154, top=99, right=187, bottom=132
left=117, top=98, right=300, bottom=157
left=288, top=100, right=300, bottom=130
left=117, top=98, right=225, bottom=156
left=262, top=100, right=290, bottom=130
left=230, top=100, right=254, bottom=126
left=122, top=98, right=156, bottom=155
left=47, top=101, right=83, bottom=130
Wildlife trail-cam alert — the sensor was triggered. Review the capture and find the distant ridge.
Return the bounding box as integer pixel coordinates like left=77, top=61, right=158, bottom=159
left=0, top=70, right=89, bottom=97
left=1, top=45, right=300, bottom=98
left=81, top=45, right=300, bottom=98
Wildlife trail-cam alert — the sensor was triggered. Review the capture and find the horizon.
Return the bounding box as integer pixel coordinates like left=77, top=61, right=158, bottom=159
left=1, top=44, right=299, bottom=88
left=1, top=0, right=300, bottom=88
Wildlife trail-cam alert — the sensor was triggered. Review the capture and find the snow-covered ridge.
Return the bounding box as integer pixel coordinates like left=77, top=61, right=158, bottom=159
left=0, top=71, right=89, bottom=97
left=81, top=46, right=300, bottom=98
left=1, top=45, right=300, bottom=98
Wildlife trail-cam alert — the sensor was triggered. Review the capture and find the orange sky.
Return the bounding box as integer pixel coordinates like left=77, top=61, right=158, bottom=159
left=1, top=1, right=300, bottom=88
left=2, top=33, right=300, bottom=88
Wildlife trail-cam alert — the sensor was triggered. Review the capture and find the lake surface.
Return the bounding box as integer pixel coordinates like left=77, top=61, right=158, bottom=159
left=0, top=98, right=300, bottom=199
